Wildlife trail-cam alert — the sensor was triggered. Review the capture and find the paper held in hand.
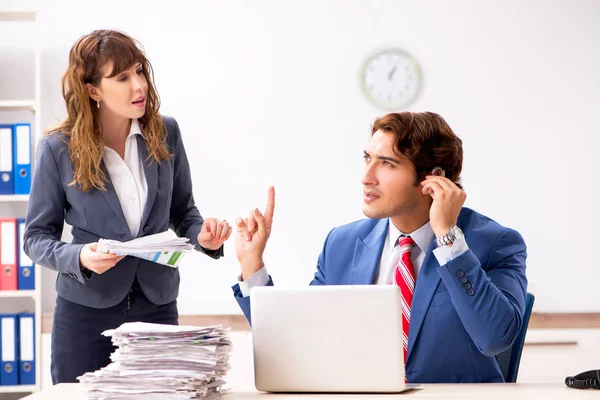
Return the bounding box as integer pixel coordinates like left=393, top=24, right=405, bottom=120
left=97, top=230, right=194, bottom=268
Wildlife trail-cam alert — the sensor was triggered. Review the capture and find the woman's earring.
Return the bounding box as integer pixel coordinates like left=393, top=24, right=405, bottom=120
left=97, top=100, right=100, bottom=109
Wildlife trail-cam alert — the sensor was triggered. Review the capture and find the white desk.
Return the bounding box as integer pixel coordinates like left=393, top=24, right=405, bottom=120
left=20, top=383, right=599, bottom=399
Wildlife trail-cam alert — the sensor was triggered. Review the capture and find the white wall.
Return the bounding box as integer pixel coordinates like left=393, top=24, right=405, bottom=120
left=1, top=0, right=599, bottom=314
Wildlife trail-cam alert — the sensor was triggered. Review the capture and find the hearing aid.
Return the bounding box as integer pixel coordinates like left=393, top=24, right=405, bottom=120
left=431, top=166, right=446, bottom=177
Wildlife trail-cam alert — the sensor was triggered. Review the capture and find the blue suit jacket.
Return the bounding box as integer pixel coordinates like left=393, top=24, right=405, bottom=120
left=24, top=116, right=222, bottom=309
left=233, top=208, right=527, bottom=383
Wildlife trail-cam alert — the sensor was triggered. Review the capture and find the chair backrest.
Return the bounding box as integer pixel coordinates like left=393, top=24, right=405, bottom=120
left=495, top=292, right=535, bottom=382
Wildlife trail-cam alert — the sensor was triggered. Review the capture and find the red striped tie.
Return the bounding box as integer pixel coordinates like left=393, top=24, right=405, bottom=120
left=392, top=236, right=416, bottom=365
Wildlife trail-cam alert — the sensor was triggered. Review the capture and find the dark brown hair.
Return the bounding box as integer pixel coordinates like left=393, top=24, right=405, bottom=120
left=46, top=29, right=171, bottom=191
left=371, top=112, right=463, bottom=188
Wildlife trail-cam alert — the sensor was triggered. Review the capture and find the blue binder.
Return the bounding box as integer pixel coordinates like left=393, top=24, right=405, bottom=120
left=0, top=125, right=14, bottom=195
left=17, top=219, right=35, bottom=290
left=0, top=314, right=18, bottom=386
left=18, top=313, right=35, bottom=385
left=12, top=123, right=31, bottom=195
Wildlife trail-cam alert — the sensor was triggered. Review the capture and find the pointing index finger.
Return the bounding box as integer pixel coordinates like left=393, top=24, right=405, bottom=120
left=264, top=186, right=275, bottom=224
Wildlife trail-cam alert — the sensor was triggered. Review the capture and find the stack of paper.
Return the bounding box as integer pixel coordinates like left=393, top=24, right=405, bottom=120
left=97, top=230, right=194, bottom=267
left=78, top=322, right=232, bottom=399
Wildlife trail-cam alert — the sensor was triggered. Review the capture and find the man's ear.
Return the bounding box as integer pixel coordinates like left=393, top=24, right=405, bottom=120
left=85, top=83, right=100, bottom=102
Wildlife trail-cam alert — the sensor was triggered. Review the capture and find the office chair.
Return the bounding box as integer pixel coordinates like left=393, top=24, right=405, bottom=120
left=495, top=292, right=535, bottom=383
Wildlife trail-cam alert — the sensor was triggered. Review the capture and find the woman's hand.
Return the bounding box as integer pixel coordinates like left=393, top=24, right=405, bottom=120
left=198, top=218, right=232, bottom=250
left=79, top=243, right=124, bottom=274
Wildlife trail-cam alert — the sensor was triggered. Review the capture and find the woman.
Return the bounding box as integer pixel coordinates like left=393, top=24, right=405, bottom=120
left=23, top=30, right=231, bottom=384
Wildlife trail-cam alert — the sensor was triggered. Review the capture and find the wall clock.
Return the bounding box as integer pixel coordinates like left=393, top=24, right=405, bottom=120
left=360, top=48, right=422, bottom=111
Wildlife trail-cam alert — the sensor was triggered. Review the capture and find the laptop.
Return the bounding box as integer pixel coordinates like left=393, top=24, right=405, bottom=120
left=250, top=285, right=415, bottom=393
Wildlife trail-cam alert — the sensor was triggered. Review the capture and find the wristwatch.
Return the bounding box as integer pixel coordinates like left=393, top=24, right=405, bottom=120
left=435, top=225, right=464, bottom=248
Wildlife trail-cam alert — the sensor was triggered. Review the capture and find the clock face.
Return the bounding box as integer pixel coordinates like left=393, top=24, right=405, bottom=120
left=360, top=48, right=422, bottom=111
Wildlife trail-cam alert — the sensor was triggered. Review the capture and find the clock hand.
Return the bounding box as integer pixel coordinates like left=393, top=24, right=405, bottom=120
left=388, top=66, right=398, bottom=81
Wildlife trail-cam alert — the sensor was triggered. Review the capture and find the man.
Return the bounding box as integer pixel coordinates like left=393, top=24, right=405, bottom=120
left=232, top=112, right=527, bottom=383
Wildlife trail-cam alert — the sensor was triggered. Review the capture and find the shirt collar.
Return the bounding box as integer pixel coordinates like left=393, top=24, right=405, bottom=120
left=387, top=218, right=435, bottom=253
left=128, top=119, right=144, bottom=139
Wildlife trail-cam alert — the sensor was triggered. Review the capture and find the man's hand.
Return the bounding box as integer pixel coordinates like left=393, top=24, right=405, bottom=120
left=235, top=186, right=275, bottom=280
left=80, top=243, right=124, bottom=274
left=198, top=218, right=232, bottom=250
left=421, top=176, right=466, bottom=238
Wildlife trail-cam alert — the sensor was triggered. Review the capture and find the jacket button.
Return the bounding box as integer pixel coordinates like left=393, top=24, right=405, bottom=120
left=456, top=270, right=465, bottom=278
left=143, top=225, right=149, bottom=232
left=464, top=282, right=472, bottom=290
left=459, top=276, right=468, bottom=283
left=467, top=288, right=475, bottom=296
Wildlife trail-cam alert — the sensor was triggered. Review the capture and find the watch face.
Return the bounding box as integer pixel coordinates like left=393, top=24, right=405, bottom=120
left=451, top=225, right=464, bottom=240
left=359, top=48, right=422, bottom=111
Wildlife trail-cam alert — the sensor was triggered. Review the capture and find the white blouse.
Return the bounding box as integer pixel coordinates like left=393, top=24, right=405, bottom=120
left=102, top=119, right=148, bottom=237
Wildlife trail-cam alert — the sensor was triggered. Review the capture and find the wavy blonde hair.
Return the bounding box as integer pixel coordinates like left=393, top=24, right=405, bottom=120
left=47, top=29, right=171, bottom=191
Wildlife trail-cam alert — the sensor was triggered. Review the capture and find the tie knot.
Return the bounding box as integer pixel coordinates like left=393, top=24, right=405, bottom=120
left=398, top=236, right=415, bottom=249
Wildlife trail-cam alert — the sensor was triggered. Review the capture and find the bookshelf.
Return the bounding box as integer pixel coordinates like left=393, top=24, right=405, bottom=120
left=0, top=9, right=42, bottom=394
left=0, top=290, right=37, bottom=300
left=0, top=195, right=29, bottom=202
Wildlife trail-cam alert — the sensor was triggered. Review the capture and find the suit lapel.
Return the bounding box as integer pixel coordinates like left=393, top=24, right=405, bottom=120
left=138, top=135, right=158, bottom=235
left=347, top=219, right=444, bottom=361
left=99, top=160, right=129, bottom=229
left=406, top=239, right=441, bottom=362
left=350, top=219, right=388, bottom=284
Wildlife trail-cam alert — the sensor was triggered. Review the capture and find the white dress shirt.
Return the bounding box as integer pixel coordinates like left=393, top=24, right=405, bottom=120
left=374, top=220, right=468, bottom=284
left=102, top=119, right=148, bottom=237
left=239, top=219, right=469, bottom=297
